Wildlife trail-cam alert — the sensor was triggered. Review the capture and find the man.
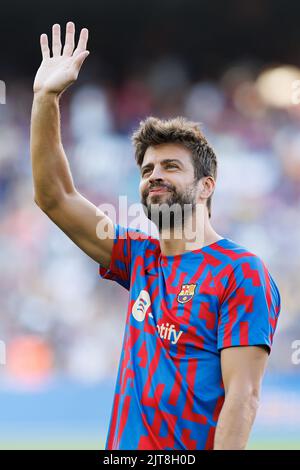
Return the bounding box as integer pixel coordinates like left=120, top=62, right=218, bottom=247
left=31, top=22, right=281, bottom=450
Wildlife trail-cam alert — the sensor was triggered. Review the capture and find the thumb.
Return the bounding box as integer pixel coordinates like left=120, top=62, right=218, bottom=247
left=73, top=50, right=90, bottom=71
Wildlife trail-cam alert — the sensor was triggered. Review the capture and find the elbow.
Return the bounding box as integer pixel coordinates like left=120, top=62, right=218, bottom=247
left=34, top=195, right=43, bottom=209
left=34, top=195, right=41, bottom=207
left=34, top=195, right=59, bottom=213
left=225, top=387, right=261, bottom=413
left=34, top=195, right=46, bottom=210
left=244, top=391, right=260, bottom=415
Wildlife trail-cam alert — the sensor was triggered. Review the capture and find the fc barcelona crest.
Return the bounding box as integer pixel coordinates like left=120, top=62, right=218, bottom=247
left=177, top=284, right=197, bottom=304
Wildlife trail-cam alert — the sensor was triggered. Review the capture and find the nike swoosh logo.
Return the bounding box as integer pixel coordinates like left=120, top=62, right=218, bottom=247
left=145, top=269, right=158, bottom=277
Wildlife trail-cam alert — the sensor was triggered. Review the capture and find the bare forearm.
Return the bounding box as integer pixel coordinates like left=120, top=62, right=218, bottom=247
left=30, top=91, right=75, bottom=209
left=213, top=393, right=259, bottom=450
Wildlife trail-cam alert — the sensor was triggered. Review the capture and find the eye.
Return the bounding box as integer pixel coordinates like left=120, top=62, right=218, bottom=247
left=142, top=168, right=152, bottom=177
left=166, top=164, right=178, bottom=170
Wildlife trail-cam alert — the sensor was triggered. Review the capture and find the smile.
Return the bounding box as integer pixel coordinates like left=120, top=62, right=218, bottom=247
left=149, top=187, right=171, bottom=195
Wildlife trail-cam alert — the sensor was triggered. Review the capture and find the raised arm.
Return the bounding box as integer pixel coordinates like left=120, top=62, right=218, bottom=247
left=30, top=22, right=114, bottom=268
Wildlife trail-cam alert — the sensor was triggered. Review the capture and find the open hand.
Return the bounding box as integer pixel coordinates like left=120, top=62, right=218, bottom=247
left=33, top=22, right=89, bottom=95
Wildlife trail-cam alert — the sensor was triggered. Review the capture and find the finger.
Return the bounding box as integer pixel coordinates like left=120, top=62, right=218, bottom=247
left=73, top=50, right=90, bottom=73
left=52, top=23, right=62, bottom=57
left=73, top=28, right=89, bottom=57
left=40, top=34, right=50, bottom=59
left=63, top=21, right=75, bottom=57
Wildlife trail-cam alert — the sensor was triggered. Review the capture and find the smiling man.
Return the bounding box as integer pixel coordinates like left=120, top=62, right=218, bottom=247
left=31, top=22, right=281, bottom=450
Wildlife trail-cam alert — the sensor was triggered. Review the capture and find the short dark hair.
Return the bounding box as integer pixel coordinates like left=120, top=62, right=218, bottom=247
left=131, top=116, right=218, bottom=218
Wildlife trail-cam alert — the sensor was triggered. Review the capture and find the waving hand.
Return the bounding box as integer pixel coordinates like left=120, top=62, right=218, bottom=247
left=33, top=22, right=89, bottom=95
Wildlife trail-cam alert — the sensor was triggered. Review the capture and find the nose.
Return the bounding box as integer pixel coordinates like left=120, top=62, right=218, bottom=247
left=149, top=165, right=164, bottom=183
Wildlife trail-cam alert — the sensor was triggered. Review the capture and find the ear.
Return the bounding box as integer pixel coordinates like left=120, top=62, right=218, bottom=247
left=197, top=176, right=215, bottom=201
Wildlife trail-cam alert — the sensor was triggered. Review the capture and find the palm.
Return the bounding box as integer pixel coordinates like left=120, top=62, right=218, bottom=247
left=33, top=22, right=89, bottom=95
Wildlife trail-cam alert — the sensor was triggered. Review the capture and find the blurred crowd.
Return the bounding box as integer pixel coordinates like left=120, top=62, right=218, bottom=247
left=1, top=57, right=300, bottom=387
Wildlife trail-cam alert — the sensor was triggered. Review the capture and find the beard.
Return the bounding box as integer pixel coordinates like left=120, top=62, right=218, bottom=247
left=141, top=182, right=197, bottom=232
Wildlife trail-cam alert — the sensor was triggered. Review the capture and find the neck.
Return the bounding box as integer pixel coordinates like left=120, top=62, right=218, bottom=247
left=159, top=208, right=223, bottom=257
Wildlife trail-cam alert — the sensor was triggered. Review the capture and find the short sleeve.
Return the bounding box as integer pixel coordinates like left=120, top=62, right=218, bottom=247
left=217, top=256, right=281, bottom=354
left=99, top=224, right=132, bottom=290
left=99, top=224, right=150, bottom=290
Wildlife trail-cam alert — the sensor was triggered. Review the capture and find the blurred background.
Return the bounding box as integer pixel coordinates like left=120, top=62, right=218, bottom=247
left=0, top=0, right=300, bottom=449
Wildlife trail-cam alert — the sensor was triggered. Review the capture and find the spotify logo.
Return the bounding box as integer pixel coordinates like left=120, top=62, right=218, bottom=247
left=132, top=290, right=151, bottom=322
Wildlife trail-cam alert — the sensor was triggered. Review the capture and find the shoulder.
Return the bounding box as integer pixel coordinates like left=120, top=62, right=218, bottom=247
left=205, top=239, right=279, bottom=301
left=221, top=239, right=266, bottom=273
left=115, top=224, right=160, bottom=255
left=203, top=238, right=265, bottom=275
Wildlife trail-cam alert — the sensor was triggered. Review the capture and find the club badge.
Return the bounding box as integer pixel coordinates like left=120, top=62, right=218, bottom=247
left=177, top=284, right=197, bottom=304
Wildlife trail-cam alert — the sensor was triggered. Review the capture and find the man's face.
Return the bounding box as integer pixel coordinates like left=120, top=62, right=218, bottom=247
left=139, top=143, right=199, bottom=230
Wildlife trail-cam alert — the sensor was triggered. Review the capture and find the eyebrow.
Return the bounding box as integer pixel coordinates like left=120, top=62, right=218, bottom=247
left=141, top=158, right=183, bottom=172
